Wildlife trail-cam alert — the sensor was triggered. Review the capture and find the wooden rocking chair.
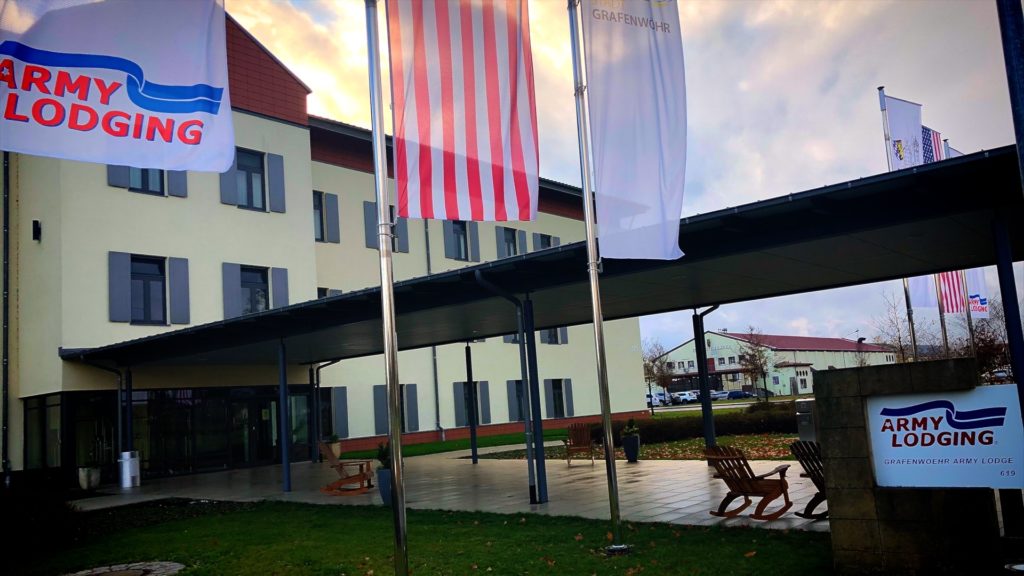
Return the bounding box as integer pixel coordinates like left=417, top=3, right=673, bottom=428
left=563, top=423, right=595, bottom=465
left=790, top=440, right=828, bottom=520
left=318, top=442, right=374, bottom=496
left=705, top=445, right=793, bottom=521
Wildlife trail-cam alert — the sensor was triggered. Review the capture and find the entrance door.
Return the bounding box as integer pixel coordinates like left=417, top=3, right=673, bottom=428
left=230, top=398, right=278, bottom=466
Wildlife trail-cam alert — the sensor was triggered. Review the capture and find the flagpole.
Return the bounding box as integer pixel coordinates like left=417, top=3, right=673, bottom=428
left=879, top=87, right=919, bottom=361
left=364, top=1, right=409, bottom=574
left=567, top=0, right=628, bottom=555
left=934, top=274, right=950, bottom=358
left=960, top=269, right=977, bottom=357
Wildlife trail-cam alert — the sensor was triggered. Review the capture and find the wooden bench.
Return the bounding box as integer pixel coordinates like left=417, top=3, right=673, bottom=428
left=789, top=440, right=827, bottom=519
left=705, top=445, right=793, bottom=521
left=318, top=442, right=374, bottom=495
left=562, top=423, right=595, bottom=465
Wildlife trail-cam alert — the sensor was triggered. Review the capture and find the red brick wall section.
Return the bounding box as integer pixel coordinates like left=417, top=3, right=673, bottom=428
left=335, top=410, right=651, bottom=453
left=226, top=17, right=309, bottom=126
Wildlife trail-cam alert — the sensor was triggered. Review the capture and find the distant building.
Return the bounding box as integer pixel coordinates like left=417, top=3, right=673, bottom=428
left=660, top=331, right=896, bottom=396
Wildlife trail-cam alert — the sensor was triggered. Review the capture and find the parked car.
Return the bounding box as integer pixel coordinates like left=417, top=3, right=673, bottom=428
left=672, top=391, right=699, bottom=404
left=646, top=393, right=665, bottom=407
left=983, top=368, right=1011, bottom=383
left=709, top=390, right=729, bottom=400
left=726, top=390, right=753, bottom=400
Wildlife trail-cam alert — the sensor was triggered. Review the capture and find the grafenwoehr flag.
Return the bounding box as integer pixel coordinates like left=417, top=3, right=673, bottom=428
left=883, top=95, right=922, bottom=170
left=385, top=0, right=538, bottom=222
left=908, top=275, right=938, bottom=308
left=0, top=0, right=233, bottom=172
left=582, top=0, right=686, bottom=260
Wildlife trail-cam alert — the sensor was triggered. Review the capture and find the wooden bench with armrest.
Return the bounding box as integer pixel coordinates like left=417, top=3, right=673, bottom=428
left=705, top=445, right=793, bottom=521
left=319, top=442, right=374, bottom=495
left=789, top=440, right=827, bottom=519
left=563, top=423, right=596, bottom=465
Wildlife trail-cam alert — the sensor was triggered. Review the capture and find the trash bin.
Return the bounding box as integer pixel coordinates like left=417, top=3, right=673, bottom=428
left=119, top=450, right=140, bottom=488
left=795, top=399, right=816, bottom=442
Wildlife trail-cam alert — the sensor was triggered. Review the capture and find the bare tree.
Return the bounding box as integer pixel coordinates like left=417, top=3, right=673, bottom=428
left=871, top=290, right=912, bottom=362
left=641, top=338, right=670, bottom=412
left=737, top=326, right=771, bottom=400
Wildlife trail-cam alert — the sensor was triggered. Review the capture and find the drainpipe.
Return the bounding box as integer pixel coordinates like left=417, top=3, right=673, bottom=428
left=2, top=151, right=10, bottom=482
left=423, top=221, right=443, bottom=440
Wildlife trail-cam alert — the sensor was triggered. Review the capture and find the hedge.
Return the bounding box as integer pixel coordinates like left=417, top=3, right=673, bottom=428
left=595, top=401, right=798, bottom=446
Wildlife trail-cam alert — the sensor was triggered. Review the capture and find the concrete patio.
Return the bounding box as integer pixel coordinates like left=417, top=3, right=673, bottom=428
left=73, top=444, right=829, bottom=532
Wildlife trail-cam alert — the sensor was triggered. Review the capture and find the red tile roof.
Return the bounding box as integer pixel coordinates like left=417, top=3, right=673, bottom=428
left=721, top=332, right=891, bottom=353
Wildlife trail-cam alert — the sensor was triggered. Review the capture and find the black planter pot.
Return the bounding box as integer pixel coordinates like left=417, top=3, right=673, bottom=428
left=377, top=468, right=392, bottom=506
left=623, top=436, right=640, bottom=463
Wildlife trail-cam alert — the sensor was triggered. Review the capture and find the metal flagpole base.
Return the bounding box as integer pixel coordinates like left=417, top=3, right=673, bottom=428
left=604, top=544, right=632, bottom=556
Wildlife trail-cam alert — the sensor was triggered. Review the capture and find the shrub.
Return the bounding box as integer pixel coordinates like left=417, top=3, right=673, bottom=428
left=745, top=400, right=796, bottom=415
left=595, top=406, right=797, bottom=447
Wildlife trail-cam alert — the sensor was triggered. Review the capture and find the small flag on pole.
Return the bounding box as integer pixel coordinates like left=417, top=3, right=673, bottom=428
left=0, top=0, right=233, bottom=171
left=385, top=0, right=538, bottom=222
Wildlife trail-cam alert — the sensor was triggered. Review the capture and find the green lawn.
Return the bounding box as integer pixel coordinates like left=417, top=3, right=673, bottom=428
left=27, top=500, right=832, bottom=575
left=343, top=428, right=568, bottom=459
left=650, top=407, right=743, bottom=419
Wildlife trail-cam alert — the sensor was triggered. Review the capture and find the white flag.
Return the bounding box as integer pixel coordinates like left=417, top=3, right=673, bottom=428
left=965, top=268, right=990, bottom=319
left=0, top=0, right=233, bottom=171
left=582, top=0, right=686, bottom=260
left=908, top=275, right=937, bottom=309
left=883, top=95, right=923, bottom=170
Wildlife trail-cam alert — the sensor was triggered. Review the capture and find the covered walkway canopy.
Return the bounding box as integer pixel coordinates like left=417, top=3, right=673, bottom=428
left=61, top=145, right=1023, bottom=368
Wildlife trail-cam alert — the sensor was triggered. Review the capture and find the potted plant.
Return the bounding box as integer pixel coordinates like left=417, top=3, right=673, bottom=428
left=621, top=418, right=641, bottom=463
left=376, top=441, right=392, bottom=506
left=77, top=440, right=103, bottom=491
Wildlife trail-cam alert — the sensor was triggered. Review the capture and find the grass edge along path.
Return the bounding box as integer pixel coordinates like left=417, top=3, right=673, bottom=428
left=29, top=500, right=832, bottom=576
left=342, top=428, right=569, bottom=459
left=479, top=434, right=799, bottom=461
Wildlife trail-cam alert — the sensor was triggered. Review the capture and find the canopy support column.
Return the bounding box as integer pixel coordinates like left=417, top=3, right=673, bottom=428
left=523, top=296, right=548, bottom=503
left=466, top=342, right=479, bottom=464
left=693, top=306, right=719, bottom=454
left=278, top=340, right=291, bottom=493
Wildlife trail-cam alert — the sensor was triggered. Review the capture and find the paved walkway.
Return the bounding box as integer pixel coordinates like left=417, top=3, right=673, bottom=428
left=74, top=444, right=828, bottom=532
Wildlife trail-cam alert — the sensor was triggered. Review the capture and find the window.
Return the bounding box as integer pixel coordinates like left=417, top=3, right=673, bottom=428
left=451, top=221, right=469, bottom=260
left=666, top=362, right=676, bottom=370
left=24, top=394, right=61, bottom=469
left=503, top=227, right=519, bottom=256
left=129, top=168, right=164, bottom=195
left=536, top=233, right=553, bottom=250
left=313, top=191, right=325, bottom=241
left=235, top=149, right=265, bottom=210
left=688, top=360, right=695, bottom=368
left=541, top=328, right=558, bottom=343
left=240, top=266, right=269, bottom=314
left=503, top=332, right=520, bottom=344
left=707, top=339, right=712, bottom=348
left=551, top=379, right=566, bottom=418
left=717, top=357, right=725, bottom=366
left=317, top=287, right=328, bottom=299
left=130, top=256, right=166, bottom=324
left=509, top=380, right=526, bottom=422
left=800, top=378, right=808, bottom=390
left=728, top=356, right=735, bottom=364
left=772, top=376, right=780, bottom=385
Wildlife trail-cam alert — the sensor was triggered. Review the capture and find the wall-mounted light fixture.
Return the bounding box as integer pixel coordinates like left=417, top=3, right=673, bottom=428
left=31, top=220, right=41, bottom=242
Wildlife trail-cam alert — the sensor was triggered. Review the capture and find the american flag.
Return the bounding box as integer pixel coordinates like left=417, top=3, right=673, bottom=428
left=386, top=0, right=539, bottom=222
left=921, top=125, right=944, bottom=164
left=938, top=270, right=965, bottom=314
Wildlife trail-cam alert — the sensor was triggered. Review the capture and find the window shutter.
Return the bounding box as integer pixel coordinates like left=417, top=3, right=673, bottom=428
left=506, top=380, right=520, bottom=422
left=478, top=381, right=491, bottom=424
left=167, top=171, right=188, bottom=197
left=469, top=222, right=480, bottom=262
left=168, top=257, right=190, bottom=325
left=271, top=268, right=289, bottom=308
left=552, top=236, right=561, bottom=247
left=108, top=251, right=131, bottom=322
left=373, top=384, right=388, bottom=435
left=363, top=201, right=378, bottom=248
left=325, top=193, right=340, bottom=243
left=453, top=382, right=467, bottom=427
left=221, top=262, right=242, bottom=319
left=327, top=289, right=344, bottom=297
left=503, top=334, right=515, bottom=344
left=332, top=387, right=349, bottom=438
left=107, top=165, right=130, bottom=189
left=267, top=153, right=286, bottom=213
left=219, top=153, right=238, bottom=205
left=395, top=216, right=409, bottom=253
left=559, top=326, right=569, bottom=345
left=442, top=221, right=456, bottom=259
left=543, top=379, right=554, bottom=419
left=495, top=226, right=507, bottom=259
left=517, top=230, right=527, bottom=255
left=404, top=384, right=419, bottom=432
left=532, top=232, right=541, bottom=251
left=564, top=379, right=574, bottom=417
left=539, top=329, right=550, bottom=344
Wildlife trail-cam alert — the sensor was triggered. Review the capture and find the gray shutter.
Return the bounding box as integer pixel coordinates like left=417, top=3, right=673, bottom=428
left=507, top=380, right=520, bottom=422
left=325, top=193, right=340, bottom=243
left=108, top=251, right=131, bottom=322
left=469, top=222, right=480, bottom=262
left=442, top=221, right=456, bottom=259
left=564, top=379, right=574, bottom=417
left=539, top=329, right=550, bottom=344
left=168, top=257, right=190, bottom=325
left=267, top=153, right=286, bottom=213
left=478, top=381, right=491, bottom=425
left=373, top=385, right=388, bottom=435
left=559, top=326, right=569, bottom=345
left=167, top=171, right=188, bottom=197
left=544, top=379, right=554, bottom=419
left=517, top=230, right=527, bottom=255
left=219, top=153, right=238, bottom=205
left=107, top=165, right=130, bottom=189
left=405, top=384, right=419, bottom=432
left=552, top=236, right=561, bottom=247
left=326, top=289, right=344, bottom=297
left=222, top=262, right=242, bottom=319
left=503, top=334, right=515, bottom=344
left=495, top=226, right=507, bottom=259
left=271, top=267, right=289, bottom=308
left=363, top=201, right=378, bottom=248
left=453, top=382, right=467, bottom=427
left=332, top=387, right=349, bottom=438
left=396, top=216, right=409, bottom=253
left=532, top=232, right=541, bottom=252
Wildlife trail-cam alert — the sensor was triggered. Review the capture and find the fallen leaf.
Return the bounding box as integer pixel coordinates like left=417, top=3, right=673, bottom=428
left=606, top=531, right=614, bottom=542
left=574, top=533, right=584, bottom=541
left=471, top=564, right=478, bottom=570
left=744, top=551, right=757, bottom=558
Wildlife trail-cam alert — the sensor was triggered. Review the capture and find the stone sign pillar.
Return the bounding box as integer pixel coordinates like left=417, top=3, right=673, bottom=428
left=815, top=359, right=1001, bottom=575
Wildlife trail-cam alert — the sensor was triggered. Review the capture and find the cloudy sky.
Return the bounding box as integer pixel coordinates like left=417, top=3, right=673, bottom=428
left=226, top=0, right=1021, bottom=349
